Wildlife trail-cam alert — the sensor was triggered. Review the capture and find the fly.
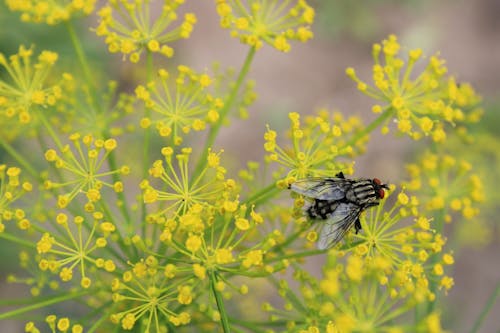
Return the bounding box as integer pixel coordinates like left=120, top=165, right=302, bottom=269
left=289, top=172, right=389, bottom=249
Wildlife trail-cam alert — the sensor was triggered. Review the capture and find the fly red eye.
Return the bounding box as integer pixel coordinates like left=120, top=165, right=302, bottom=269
left=378, top=189, right=385, bottom=199
left=373, top=178, right=382, bottom=185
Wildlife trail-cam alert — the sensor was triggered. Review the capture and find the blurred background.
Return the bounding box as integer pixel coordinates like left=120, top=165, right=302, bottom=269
left=0, top=0, right=499, bottom=331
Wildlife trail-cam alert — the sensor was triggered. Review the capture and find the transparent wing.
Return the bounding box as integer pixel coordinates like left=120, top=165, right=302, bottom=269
left=290, top=177, right=351, bottom=201
left=317, top=202, right=362, bottom=249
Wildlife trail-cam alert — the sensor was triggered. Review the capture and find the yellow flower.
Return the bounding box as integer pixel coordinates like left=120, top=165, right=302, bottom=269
left=215, top=248, right=234, bottom=264
left=404, top=151, right=483, bottom=222
left=143, top=147, right=227, bottom=217
left=347, top=35, right=482, bottom=141
left=0, top=165, right=32, bottom=233
left=216, top=0, right=314, bottom=51
left=6, top=0, right=96, bottom=25
left=186, top=234, right=202, bottom=253
left=44, top=134, right=127, bottom=209
left=0, top=46, right=67, bottom=138
left=265, top=110, right=362, bottom=179
left=136, top=66, right=224, bottom=144
left=112, top=258, right=193, bottom=331
left=95, top=0, right=194, bottom=62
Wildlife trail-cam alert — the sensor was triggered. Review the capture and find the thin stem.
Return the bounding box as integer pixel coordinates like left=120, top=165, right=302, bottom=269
left=105, top=150, right=132, bottom=224
left=0, top=290, right=89, bottom=320
left=37, top=108, right=64, bottom=150
left=0, top=138, right=38, bottom=179
left=141, top=51, right=155, bottom=235
left=191, top=47, right=256, bottom=181
left=245, top=183, right=281, bottom=208
left=143, top=51, right=154, bottom=179
left=427, top=208, right=446, bottom=314
left=469, top=280, right=500, bottom=333
left=65, top=20, right=102, bottom=114
left=344, top=108, right=395, bottom=148
left=266, top=248, right=325, bottom=262
left=0, top=232, right=34, bottom=249
left=86, top=301, right=116, bottom=333
left=210, top=270, right=231, bottom=333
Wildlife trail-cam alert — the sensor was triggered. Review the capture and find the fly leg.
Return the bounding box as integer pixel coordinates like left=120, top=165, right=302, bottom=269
left=354, top=217, right=362, bottom=234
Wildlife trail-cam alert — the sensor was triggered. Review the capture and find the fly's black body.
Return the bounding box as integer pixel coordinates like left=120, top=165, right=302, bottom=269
left=289, top=172, right=389, bottom=249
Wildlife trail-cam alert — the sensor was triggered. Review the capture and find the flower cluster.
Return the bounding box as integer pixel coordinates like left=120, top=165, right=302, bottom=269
left=43, top=133, right=129, bottom=209
left=0, top=46, right=68, bottom=140
left=404, top=151, right=484, bottom=222
left=26, top=315, right=84, bottom=333
left=135, top=66, right=225, bottom=145
left=95, top=0, right=196, bottom=62
left=264, top=110, right=365, bottom=181
left=7, top=251, right=60, bottom=297
left=5, top=0, right=96, bottom=25
left=346, top=34, right=483, bottom=141
left=35, top=212, right=117, bottom=288
left=349, top=190, right=455, bottom=293
left=110, top=256, right=192, bottom=331
left=142, top=147, right=229, bottom=217
left=57, top=80, right=137, bottom=137
left=0, top=165, right=32, bottom=233
left=265, top=253, right=446, bottom=332
left=216, top=0, right=315, bottom=52
left=210, top=63, right=258, bottom=120
left=0, top=0, right=488, bottom=331
left=154, top=201, right=267, bottom=272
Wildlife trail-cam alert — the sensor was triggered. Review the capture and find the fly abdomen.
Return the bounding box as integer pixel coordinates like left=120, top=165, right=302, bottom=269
left=307, top=200, right=340, bottom=220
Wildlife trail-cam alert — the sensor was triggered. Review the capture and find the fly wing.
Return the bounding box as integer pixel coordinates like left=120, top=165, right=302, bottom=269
left=317, top=202, right=362, bottom=249
left=290, top=178, right=351, bottom=201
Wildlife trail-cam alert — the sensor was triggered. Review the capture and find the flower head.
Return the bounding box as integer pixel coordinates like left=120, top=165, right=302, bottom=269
left=0, top=46, right=67, bottom=138
left=348, top=189, right=454, bottom=294
left=8, top=251, right=61, bottom=297
left=6, top=0, right=96, bottom=25
left=95, top=0, right=196, bottom=62
left=44, top=134, right=129, bottom=209
left=404, top=151, right=483, bottom=222
left=0, top=165, right=32, bottom=233
left=346, top=35, right=483, bottom=141
left=142, top=147, right=229, bottom=217
left=154, top=199, right=268, bottom=281
left=110, top=256, right=192, bottom=331
left=25, top=315, right=84, bottom=333
left=265, top=110, right=365, bottom=181
left=136, top=66, right=224, bottom=145
left=267, top=252, right=444, bottom=332
left=216, top=0, right=315, bottom=52
left=58, top=80, right=137, bottom=137
left=36, top=213, right=117, bottom=288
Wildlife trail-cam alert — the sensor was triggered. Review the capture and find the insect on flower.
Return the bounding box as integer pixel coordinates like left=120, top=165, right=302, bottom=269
left=289, top=172, right=389, bottom=249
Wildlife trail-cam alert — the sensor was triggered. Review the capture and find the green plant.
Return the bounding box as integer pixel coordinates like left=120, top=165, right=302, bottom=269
left=0, top=1, right=491, bottom=332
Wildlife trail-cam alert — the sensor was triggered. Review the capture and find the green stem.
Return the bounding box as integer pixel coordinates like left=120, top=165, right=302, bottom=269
left=210, top=270, right=231, bottom=333
left=0, top=290, right=89, bottom=320
left=245, top=183, right=281, bottom=208
left=37, top=108, right=64, bottom=150
left=0, top=139, right=38, bottom=179
left=141, top=52, right=154, bottom=236
left=142, top=51, right=154, bottom=179
left=426, top=208, right=446, bottom=315
left=345, top=108, right=394, bottom=148
left=267, top=248, right=325, bottom=263
left=469, top=280, right=500, bottom=333
left=106, top=150, right=132, bottom=225
left=191, top=47, right=256, bottom=181
left=0, top=232, right=34, bottom=248
left=86, top=301, right=116, bottom=333
left=65, top=20, right=102, bottom=113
